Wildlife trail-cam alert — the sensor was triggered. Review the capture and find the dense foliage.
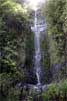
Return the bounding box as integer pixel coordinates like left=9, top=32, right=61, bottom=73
left=0, top=0, right=67, bottom=101
left=40, top=0, right=67, bottom=100
left=41, top=79, right=67, bottom=101
left=0, top=0, right=34, bottom=100
left=42, top=0, right=67, bottom=81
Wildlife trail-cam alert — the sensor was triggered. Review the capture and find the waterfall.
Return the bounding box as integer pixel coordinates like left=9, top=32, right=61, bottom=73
left=17, top=10, right=48, bottom=94
left=31, top=10, right=46, bottom=86
left=34, top=11, right=41, bottom=85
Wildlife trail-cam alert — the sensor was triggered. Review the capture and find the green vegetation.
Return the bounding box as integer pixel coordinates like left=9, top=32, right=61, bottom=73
left=42, top=0, right=67, bottom=81
left=40, top=0, right=67, bottom=100
left=0, top=0, right=34, bottom=100
left=0, top=0, right=67, bottom=100
left=42, top=79, right=67, bottom=101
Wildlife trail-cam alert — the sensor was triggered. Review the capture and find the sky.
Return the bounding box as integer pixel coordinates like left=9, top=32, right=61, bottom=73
left=25, top=0, right=46, bottom=10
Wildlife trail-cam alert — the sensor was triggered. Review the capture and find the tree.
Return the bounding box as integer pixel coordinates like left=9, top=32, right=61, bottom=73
left=42, top=0, right=67, bottom=81
left=0, top=0, right=34, bottom=100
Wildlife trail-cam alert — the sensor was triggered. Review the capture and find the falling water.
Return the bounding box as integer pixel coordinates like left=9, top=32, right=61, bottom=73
left=31, top=9, right=46, bottom=87
left=34, top=11, right=41, bottom=85
left=17, top=10, right=48, bottom=95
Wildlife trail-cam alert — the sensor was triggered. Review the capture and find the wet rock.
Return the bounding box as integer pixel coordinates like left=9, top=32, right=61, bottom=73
left=25, top=69, right=37, bottom=84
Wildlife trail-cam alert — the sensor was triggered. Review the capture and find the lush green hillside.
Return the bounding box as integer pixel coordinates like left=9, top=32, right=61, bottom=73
left=0, top=0, right=34, bottom=100
left=0, top=0, right=67, bottom=101
left=40, top=0, right=67, bottom=100
left=41, top=0, right=67, bottom=81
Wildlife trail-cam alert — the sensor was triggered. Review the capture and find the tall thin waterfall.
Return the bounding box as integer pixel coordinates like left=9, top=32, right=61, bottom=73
left=34, top=11, right=41, bottom=85
left=31, top=10, right=46, bottom=86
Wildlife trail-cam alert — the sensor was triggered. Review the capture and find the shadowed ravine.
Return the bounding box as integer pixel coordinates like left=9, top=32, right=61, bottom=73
left=17, top=10, right=48, bottom=94
left=16, top=9, right=48, bottom=95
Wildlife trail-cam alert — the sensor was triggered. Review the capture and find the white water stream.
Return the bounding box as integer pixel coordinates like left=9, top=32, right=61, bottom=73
left=31, top=11, right=45, bottom=85
left=34, top=11, right=41, bottom=85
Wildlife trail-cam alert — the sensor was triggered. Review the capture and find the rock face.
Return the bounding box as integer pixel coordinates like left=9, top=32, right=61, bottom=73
left=25, top=69, right=37, bottom=84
